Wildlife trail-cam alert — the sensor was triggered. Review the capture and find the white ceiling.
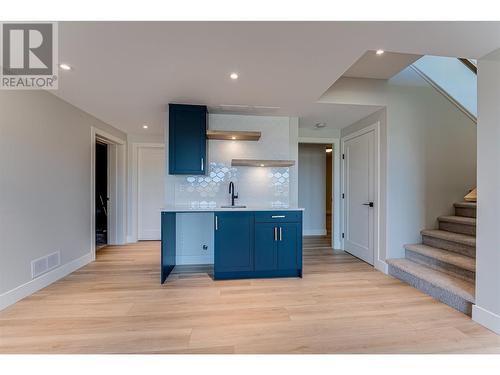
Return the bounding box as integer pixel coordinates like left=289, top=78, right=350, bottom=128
left=53, top=22, right=500, bottom=135
left=343, top=51, right=422, bottom=79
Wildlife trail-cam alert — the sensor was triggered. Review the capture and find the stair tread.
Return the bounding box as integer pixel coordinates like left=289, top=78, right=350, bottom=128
left=438, top=215, right=476, bottom=226
left=454, top=202, right=477, bottom=208
left=421, top=229, right=476, bottom=247
left=404, top=243, right=476, bottom=271
left=387, top=258, right=475, bottom=302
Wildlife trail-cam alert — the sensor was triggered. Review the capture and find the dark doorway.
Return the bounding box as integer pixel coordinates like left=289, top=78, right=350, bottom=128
left=95, top=142, right=108, bottom=249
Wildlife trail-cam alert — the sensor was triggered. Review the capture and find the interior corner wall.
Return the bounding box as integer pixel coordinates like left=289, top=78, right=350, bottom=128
left=0, top=90, right=126, bottom=307
left=288, top=117, right=299, bottom=208
left=337, top=67, right=476, bottom=262
left=298, top=143, right=327, bottom=235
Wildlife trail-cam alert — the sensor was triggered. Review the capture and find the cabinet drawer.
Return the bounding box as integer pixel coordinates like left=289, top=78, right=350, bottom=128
left=254, top=211, right=301, bottom=223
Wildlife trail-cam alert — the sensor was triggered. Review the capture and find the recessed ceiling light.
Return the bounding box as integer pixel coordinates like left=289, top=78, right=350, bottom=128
left=326, top=147, right=333, bottom=153
left=260, top=164, right=265, bottom=167
left=231, top=136, right=236, bottom=140
left=142, top=124, right=149, bottom=129
left=376, top=49, right=385, bottom=55
left=59, top=63, right=72, bottom=70
left=230, top=72, right=239, bottom=80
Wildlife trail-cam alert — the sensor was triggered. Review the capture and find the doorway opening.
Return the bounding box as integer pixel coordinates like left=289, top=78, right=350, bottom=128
left=298, top=143, right=333, bottom=246
left=95, top=141, right=108, bottom=250
left=90, top=127, right=126, bottom=261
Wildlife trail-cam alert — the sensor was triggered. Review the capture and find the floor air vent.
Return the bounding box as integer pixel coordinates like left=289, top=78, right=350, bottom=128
left=31, top=251, right=61, bottom=279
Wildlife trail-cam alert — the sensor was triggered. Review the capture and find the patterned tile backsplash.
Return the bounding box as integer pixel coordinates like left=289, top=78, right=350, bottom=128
left=175, top=162, right=290, bottom=208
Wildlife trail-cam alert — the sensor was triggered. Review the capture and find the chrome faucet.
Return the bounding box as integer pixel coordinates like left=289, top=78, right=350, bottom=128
left=228, top=181, right=239, bottom=206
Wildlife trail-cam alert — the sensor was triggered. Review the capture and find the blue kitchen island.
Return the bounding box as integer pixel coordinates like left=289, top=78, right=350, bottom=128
left=160, top=207, right=303, bottom=283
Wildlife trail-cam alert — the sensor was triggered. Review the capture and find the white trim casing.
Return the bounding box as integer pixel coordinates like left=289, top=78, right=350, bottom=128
left=340, top=122, right=387, bottom=273
left=91, top=127, right=127, bottom=261
left=472, top=305, right=500, bottom=335
left=0, top=252, right=92, bottom=311
left=298, top=137, right=341, bottom=250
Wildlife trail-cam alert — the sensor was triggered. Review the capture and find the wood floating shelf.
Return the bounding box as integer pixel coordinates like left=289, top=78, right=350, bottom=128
left=206, top=130, right=261, bottom=141
left=231, top=159, right=295, bottom=167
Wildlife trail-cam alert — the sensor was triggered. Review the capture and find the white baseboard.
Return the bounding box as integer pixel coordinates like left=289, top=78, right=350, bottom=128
left=375, top=259, right=389, bottom=274
left=0, top=252, right=92, bottom=311
left=126, top=235, right=137, bottom=243
left=472, top=305, right=500, bottom=335
left=303, top=229, right=327, bottom=236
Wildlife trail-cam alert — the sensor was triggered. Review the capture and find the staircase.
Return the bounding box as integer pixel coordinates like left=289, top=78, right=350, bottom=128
left=387, top=201, right=476, bottom=315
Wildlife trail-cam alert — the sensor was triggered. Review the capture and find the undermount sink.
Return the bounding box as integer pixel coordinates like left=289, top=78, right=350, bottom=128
left=220, top=205, right=247, bottom=208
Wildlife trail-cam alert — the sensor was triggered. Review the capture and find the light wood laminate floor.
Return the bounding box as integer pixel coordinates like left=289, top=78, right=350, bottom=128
left=1, top=237, right=499, bottom=354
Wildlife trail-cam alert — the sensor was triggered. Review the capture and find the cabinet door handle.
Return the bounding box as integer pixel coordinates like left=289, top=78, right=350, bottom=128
left=279, top=227, right=282, bottom=241
left=215, top=215, right=218, bottom=230
left=271, top=215, right=285, bottom=219
left=274, top=227, right=278, bottom=241
left=201, top=157, right=204, bottom=171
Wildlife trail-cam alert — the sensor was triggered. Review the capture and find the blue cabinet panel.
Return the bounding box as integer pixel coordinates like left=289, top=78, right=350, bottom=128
left=169, top=104, right=207, bottom=175
left=277, top=222, right=300, bottom=271
left=161, top=212, right=176, bottom=283
left=214, top=212, right=254, bottom=274
left=254, top=222, right=278, bottom=271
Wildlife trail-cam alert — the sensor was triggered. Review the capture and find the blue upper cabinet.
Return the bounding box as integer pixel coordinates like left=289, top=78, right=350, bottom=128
left=168, top=104, right=207, bottom=175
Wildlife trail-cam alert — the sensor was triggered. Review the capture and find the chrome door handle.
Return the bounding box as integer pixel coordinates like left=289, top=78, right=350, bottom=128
left=274, top=227, right=277, bottom=241
left=215, top=215, right=218, bottom=230
left=362, top=202, right=374, bottom=207
left=271, top=215, right=285, bottom=219
left=201, top=157, right=204, bottom=171
left=279, top=227, right=282, bottom=241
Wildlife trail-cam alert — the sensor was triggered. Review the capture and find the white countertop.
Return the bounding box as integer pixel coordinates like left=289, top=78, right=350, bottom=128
left=161, top=205, right=304, bottom=212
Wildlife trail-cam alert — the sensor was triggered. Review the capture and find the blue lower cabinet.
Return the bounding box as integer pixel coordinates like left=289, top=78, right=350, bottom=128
left=214, top=211, right=302, bottom=280
left=214, top=212, right=254, bottom=275
left=277, top=222, right=301, bottom=271
left=254, top=223, right=278, bottom=271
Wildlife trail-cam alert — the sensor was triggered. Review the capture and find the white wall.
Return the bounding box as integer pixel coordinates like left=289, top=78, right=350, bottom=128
left=473, top=48, right=500, bottom=334
left=299, top=127, right=340, bottom=139
left=137, top=146, right=165, bottom=240
left=334, top=67, right=476, bottom=262
left=0, top=90, right=126, bottom=308
left=164, top=113, right=298, bottom=264
left=298, top=143, right=327, bottom=235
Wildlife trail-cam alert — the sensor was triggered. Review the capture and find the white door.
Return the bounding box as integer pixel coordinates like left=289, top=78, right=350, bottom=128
left=138, top=146, right=165, bottom=240
left=343, top=129, right=375, bottom=265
